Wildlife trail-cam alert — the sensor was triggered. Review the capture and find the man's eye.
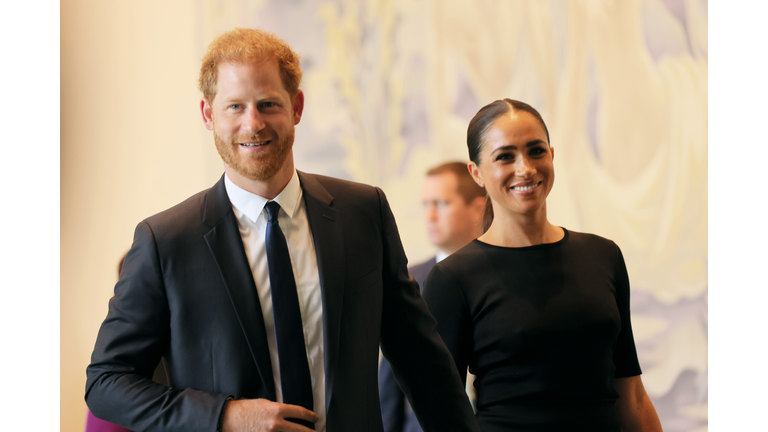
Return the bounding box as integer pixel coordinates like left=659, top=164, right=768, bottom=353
left=261, top=102, right=276, bottom=108
left=229, top=104, right=241, bottom=109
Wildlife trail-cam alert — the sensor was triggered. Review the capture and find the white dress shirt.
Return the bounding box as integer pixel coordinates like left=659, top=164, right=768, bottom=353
left=225, top=171, right=326, bottom=431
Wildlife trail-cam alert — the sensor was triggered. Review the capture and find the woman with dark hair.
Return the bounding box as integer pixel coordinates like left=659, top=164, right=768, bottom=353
left=422, top=99, right=662, bottom=431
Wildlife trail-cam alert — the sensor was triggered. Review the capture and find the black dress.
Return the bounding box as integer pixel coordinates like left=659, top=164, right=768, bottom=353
left=422, top=229, right=641, bottom=432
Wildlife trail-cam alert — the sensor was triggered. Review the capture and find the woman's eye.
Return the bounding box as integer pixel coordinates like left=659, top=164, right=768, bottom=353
left=496, top=153, right=513, bottom=161
left=530, top=147, right=545, bottom=155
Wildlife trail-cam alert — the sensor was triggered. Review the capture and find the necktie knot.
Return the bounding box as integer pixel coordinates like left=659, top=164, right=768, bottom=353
left=265, top=201, right=281, bottom=223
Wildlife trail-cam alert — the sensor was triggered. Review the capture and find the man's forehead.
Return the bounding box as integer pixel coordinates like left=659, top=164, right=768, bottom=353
left=423, top=173, right=460, bottom=196
left=214, top=57, right=296, bottom=99
left=215, top=59, right=279, bottom=82
left=213, top=61, right=287, bottom=99
left=426, top=171, right=459, bottom=187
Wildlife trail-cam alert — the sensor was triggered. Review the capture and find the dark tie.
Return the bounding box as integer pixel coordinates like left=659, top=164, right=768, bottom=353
left=264, top=201, right=315, bottom=429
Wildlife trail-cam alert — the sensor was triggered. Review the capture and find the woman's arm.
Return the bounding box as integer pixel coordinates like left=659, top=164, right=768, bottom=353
left=614, top=375, right=663, bottom=432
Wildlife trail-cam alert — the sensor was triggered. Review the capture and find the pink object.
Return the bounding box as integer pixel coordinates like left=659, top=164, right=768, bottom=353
left=85, top=410, right=133, bottom=432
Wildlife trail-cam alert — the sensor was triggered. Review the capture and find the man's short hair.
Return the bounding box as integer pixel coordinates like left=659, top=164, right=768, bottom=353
left=199, top=28, right=303, bottom=103
left=426, top=162, right=486, bottom=204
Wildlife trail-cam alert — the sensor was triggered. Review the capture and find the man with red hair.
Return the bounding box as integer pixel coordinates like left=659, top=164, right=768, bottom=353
left=86, top=28, right=479, bottom=432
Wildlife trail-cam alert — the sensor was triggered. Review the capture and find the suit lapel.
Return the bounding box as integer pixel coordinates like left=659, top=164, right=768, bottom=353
left=202, top=175, right=276, bottom=400
left=298, top=171, right=345, bottom=410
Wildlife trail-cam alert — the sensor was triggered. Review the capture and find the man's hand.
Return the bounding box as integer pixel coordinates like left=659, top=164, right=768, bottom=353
left=221, top=399, right=318, bottom=432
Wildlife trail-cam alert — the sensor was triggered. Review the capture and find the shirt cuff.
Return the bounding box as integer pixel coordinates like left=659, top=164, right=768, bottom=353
left=217, top=396, right=234, bottom=432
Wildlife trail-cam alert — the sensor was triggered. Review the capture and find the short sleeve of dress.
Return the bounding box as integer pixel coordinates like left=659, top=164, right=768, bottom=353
left=422, top=265, right=472, bottom=386
left=612, top=244, right=643, bottom=378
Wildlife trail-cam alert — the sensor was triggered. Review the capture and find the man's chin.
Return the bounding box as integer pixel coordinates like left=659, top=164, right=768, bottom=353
left=232, top=165, right=280, bottom=182
left=217, top=135, right=293, bottom=183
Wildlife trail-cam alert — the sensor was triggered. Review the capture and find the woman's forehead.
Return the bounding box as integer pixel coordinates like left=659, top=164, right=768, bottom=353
left=484, top=112, right=548, bottom=148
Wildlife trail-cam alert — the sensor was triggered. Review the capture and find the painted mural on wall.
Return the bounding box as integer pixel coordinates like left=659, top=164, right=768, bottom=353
left=198, top=0, right=708, bottom=430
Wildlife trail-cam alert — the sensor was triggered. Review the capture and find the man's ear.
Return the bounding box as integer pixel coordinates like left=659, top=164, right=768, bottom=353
left=200, top=98, right=214, bottom=131
left=468, top=161, right=484, bottom=188
left=292, top=89, right=305, bottom=125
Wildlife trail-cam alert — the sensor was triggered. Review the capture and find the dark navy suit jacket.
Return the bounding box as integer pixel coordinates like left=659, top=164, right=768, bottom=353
left=379, top=257, right=437, bottom=432
left=85, top=173, right=478, bottom=432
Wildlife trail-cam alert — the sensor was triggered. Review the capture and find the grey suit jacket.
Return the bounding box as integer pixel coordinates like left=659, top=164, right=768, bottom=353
left=85, top=172, right=478, bottom=432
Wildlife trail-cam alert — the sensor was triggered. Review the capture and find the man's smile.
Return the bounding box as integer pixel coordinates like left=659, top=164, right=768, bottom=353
left=240, top=140, right=270, bottom=147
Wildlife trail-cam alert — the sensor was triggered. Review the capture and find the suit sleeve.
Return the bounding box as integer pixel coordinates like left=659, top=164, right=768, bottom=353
left=378, top=356, right=406, bottom=432
left=375, top=188, right=479, bottom=432
left=85, top=221, right=228, bottom=432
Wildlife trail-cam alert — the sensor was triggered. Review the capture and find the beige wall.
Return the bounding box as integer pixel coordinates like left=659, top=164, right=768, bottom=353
left=61, top=1, right=218, bottom=430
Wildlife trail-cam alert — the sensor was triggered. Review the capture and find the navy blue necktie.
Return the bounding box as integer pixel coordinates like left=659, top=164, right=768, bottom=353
left=264, top=201, right=315, bottom=429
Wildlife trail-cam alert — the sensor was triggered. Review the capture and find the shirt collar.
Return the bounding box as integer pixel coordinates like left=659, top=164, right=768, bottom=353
left=224, top=170, right=303, bottom=223
left=436, top=250, right=449, bottom=263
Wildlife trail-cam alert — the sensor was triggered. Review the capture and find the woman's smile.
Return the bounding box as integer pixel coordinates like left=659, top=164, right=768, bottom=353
left=510, top=181, right=542, bottom=193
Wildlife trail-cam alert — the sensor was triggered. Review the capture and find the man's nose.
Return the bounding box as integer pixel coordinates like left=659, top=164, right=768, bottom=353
left=244, top=108, right=266, bottom=133
left=425, top=204, right=437, bottom=221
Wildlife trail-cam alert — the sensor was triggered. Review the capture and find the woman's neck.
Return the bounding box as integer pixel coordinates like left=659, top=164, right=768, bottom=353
left=479, top=204, right=564, bottom=248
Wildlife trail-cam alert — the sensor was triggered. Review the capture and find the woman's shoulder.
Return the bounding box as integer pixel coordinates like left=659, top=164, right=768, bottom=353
left=428, top=241, right=489, bottom=284
left=423, top=242, right=491, bottom=307
left=564, top=228, right=618, bottom=248
left=562, top=228, right=623, bottom=263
